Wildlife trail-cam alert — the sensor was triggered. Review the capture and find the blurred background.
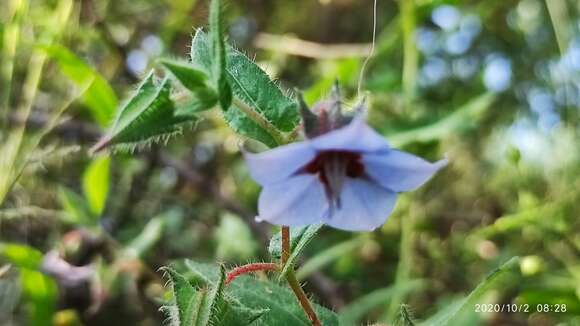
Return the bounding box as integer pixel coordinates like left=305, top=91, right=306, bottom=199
left=0, top=0, right=579, bottom=325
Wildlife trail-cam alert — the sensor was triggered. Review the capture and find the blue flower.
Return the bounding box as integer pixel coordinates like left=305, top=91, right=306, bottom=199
left=244, top=89, right=447, bottom=231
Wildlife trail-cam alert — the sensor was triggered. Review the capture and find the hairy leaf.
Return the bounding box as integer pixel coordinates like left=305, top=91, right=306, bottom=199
left=159, top=58, right=218, bottom=109
left=190, top=30, right=298, bottom=147
left=183, top=260, right=338, bottom=325
left=163, top=265, right=265, bottom=326
left=209, top=0, right=232, bottom=110
left=91, top=71, right=196, bottom=152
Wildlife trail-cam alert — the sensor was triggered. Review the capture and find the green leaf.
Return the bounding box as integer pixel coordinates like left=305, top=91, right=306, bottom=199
left=20, top=269, right=57, bottom=326
left=183, top=261, right=338, bottom=326
left=41, top=44, right=117, bottom=127
left=124, top=216, right=166, bottom=259
left=215, top=214, right=258, bottom=261
left=163, top=265, right=262, bottom=326
left=386, top=93, right=496, bottom=147
left=0, top=243, right=43, bottom=270
left=57, top=186, right=94, bottom=225
left=338, top=280, right=424, bottom=325
left=267, top=225, right=323, bottom=280
left=438, top=257, right=520, bottom=326
left=163, top=267, right=199, bottom=326
left=190, top=30, right=298, bottom=147
left=82, top=156, right=110, bottom=216
left=296, top=237, right=364, bottom=280
left=91, top=71, right=196, bottom=152
left=159, top=58, right=218, bottom=108
left=209, top=0, right=232, bottom=110
left=197, top=265, right=227, bottom=325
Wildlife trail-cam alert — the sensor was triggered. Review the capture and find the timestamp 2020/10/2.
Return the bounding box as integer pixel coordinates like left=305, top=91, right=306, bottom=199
left=474, top=303, right=567, bottom=313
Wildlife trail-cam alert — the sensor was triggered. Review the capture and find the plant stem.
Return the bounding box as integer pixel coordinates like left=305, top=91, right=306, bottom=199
left=281, top=226, right=290, bottom=265
left=225, top=263, right=277, bottom=285
left=280, top=226, right=321, bottom=325
left=400, top=0, right=418, bottom=111
left=286, top=270, right=321, bottom=326
left=232, top=97, right=286, bottom=146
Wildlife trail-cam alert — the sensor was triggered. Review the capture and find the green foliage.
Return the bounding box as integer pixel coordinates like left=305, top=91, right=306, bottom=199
left=296, top=237, right=363, bottom=280
left=57, top=186, right=94, bottom=225
left=0, top=243, right=43, bottom=270
left=435, top=257, right=520, bottom=325
left=215, top=214, right=258, bottom=261
left=0, top=243, right=57, bottom=326
left=338, top=281, right=424, bottom=325
left=163, top=265, right=266, bottom=326
left=42, top=44, right=117, bottom=127
left=386, top=93, right=496, bottom=147
left=159, top=58, right=218, bottom=109
left=190, top=30, right=298, bottom=147
left=92, top=71, right=196, bottom=152
left=209, top=0, right=232, bottom=110
left=82, top=156, right=110, bottom=216
left=181, top=261, right=339, bottom=325
left=124, top=215, right=166, bottom=259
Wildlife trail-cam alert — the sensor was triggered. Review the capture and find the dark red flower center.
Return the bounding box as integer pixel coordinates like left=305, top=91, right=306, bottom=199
left=302, top=151, right=364, bottom=209
left=304, top=151, right=365, bottom=179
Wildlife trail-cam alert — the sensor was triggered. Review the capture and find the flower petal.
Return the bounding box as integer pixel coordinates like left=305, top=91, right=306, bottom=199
left=244, top=141, right=316, bottom=185
left=362, top=150, right=447, bottom=192
left=324, top=178, right=397, bottom=231
left=309, top=117, right=390, bottom=153
left=258, top=174, right=328, bottom=226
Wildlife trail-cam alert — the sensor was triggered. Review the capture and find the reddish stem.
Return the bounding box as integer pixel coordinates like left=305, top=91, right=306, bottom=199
left=225, top=263, right=277, bottom=285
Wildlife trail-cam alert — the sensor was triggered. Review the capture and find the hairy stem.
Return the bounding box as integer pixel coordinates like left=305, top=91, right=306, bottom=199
left=281, top=226, right=290, bottom=265
left=225, top=263, right=277, bottom=285
left=281, top=226, right=321, bottom=325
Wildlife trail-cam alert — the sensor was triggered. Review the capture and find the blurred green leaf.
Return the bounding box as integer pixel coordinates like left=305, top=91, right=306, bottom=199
left=296, top=237, right=364, bottom=280
left=41, top=44, right=117, bottom=127
left=184, top=261, right=338, bottom=325
left=439, top=257, right=520, bottom=325
left=215, top=214, right=257, bottom=261
left=339, top=281, right=424, bottom=325
left=190, top=30, right=298, bottom=147
left=20, top=269, right=57, bottom=326
left=386, top=93, right=496, bottom=147
left=57, top=186, right=94, bottom=225
left=91, top=71, right=196, bottom=152
left=474, top=202, right=565, bottom=238
left=82, top=156, right=110, bottom=216
left=124, top=216, right=166, bottom=259
left=0, top=243, right=43, bottom=269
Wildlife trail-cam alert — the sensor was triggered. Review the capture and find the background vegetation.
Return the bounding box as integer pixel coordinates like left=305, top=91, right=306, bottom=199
left=0, top=0, right=579, bottom=325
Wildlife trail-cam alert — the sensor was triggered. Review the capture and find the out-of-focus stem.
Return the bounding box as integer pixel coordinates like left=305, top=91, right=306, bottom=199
left=400, top=0, right=418, bottom=110
left=1, top=0, right=28, bottom=125
left=281, top=226, right=321, bottom=325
